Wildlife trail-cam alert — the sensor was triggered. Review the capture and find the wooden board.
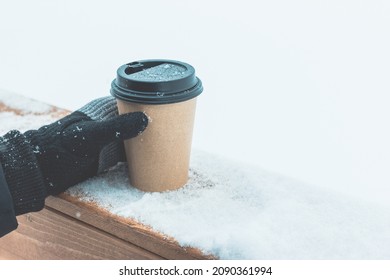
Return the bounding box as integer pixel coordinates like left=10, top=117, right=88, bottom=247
left=48, top=195, right=213, bottom=260
left=0, top=209, right=162, bottom=260
left=0, top=94, right=214, bottom=260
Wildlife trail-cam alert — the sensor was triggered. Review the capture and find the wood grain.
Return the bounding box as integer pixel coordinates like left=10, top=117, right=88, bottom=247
left=0, top=247, right=23, bottom=260
left=47, top=194, right=214, bottom=260
left=0, top=209, right=162, bottom=260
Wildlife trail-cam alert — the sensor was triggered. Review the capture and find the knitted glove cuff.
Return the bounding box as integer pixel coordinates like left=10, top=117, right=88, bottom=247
left=0, top=130, right=46, bottom=215
left=78, top=96, right=118, bottom=121
left=79, top=96, right=125, bottom=173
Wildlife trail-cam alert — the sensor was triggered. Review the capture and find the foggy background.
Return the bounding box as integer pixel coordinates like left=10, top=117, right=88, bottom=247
left=1, top=0, right=389, bottom=206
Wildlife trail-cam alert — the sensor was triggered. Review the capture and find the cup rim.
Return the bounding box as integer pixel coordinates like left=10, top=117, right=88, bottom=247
left=110, top=59, right=203, bottom=105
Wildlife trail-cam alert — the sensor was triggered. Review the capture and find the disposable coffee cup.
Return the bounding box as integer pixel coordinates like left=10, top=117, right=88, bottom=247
left=110, top=59, right=203, bottom=192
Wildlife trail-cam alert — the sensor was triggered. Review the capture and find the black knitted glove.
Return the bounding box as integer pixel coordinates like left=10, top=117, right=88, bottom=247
left=0, top=97, right=148, bottom=215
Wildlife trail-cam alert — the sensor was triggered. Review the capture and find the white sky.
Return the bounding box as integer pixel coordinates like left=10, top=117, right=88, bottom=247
left=1, top=0, right=390, bottom=205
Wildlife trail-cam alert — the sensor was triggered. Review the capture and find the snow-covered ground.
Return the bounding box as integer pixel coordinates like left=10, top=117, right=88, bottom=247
left=1, top=90, right=389, bottom=259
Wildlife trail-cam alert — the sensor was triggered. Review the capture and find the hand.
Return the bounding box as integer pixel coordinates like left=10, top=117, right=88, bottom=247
left=0, top=96, right=148, bottom=215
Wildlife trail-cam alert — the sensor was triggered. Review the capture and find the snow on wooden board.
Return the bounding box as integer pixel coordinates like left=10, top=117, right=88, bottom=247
left=1, top=89, right=390, bottom=259
left=0, top=89, right=52, bottom=114
left=68, top=152, right=390, bottom=259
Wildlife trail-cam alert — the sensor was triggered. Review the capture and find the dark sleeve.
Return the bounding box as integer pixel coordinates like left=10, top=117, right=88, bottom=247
left=0, top=163, right=18, bottom=237
left=0, top=130, right=47, bottom=238
left=0, top=130, right=46, bottom=216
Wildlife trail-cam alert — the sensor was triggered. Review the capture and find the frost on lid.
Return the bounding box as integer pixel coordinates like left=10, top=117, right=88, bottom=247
left=128, top=63, right=187, bottom=82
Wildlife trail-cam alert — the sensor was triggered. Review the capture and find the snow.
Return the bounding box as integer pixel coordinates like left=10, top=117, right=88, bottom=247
left=0, top=89, right=52, bottom=114
left=0, top=111, right=56, bottom=134
left=67, top=152, right=390, bottom=260
left=1, top=92, right=390, bottom=259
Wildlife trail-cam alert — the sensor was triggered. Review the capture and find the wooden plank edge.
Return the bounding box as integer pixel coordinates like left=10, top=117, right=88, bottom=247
left=46, top=194, right=216, bottom=260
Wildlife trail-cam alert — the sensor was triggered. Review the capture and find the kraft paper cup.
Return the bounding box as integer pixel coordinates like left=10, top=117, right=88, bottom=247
left=110, top=59, right=203, bottom=192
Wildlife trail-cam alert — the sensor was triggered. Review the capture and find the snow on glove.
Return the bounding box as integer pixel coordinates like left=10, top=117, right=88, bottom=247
left=0, top=97, right=148, bottom=215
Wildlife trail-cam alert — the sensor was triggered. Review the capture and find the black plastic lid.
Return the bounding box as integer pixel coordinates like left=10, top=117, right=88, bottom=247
left=110, top=59, right=203, bottom=104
